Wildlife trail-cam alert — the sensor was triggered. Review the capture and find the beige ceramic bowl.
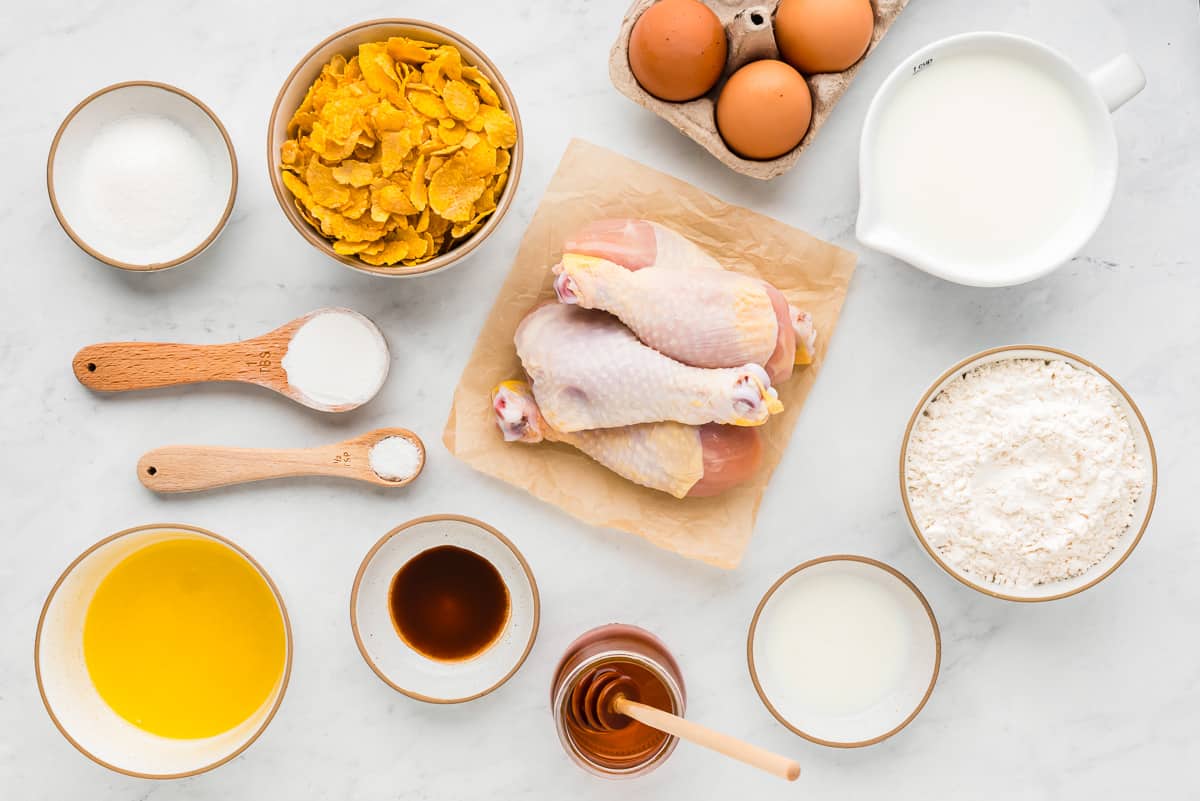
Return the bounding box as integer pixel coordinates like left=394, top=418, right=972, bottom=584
left=48, top=82, right=237, bottom=271
left=350, top=514, right=539, bottom=703
left=267, top=19, right=523, bottom=278
left=34, top=523, right=292, bottom=778
left=900, top=345, right=1158, bottom=602
left=747, top=555, right=940, bottom=748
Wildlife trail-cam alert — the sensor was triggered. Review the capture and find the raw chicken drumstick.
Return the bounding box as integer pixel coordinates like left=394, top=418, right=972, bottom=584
left=554, top=253, right=796, bottom=382
left=557, top=219, right=818, bottom=383
left=515, top=304, right=783, bottom=432
left=492, top=381, right=763, bottom=498
left=563, top=218, right=723, bottom=272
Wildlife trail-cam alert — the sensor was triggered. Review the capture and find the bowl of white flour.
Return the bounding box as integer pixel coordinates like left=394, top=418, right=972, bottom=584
left=900, top=346, right=1156, bottom=602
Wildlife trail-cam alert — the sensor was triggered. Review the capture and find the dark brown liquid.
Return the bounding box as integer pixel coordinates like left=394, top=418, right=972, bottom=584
left=388, top=546, right=510, bottom=662
left=565, top=658, right=674, bottom=770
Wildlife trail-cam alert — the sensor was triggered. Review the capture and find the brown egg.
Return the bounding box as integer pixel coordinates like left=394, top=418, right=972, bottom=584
left=629, top=0, right=727, bottom=102
left=716, top=60, right=813, bottom=160
left=775, top=0, right=875, bottom=74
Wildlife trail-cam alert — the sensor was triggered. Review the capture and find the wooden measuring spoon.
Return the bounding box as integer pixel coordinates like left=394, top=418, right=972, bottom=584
left=569, top=667, right=800, bottom=781
left=73, top=308, right=389, bottom=413
left=137, top=428, right=425, bottom=493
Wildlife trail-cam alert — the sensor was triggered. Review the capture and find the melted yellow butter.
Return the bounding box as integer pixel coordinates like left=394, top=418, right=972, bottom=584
left=83, top=537, right=286, bottom=739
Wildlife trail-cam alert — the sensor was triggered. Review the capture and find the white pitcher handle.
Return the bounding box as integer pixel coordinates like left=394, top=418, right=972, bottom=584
left=1089, top=54, right=1145, bottom=113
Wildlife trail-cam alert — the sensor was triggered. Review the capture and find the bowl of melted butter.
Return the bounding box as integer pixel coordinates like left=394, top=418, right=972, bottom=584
left=35, top=523, right=292, bottom=778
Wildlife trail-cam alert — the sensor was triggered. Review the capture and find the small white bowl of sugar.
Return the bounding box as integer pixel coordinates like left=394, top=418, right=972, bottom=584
left=901, top=346, right=1157, bottom=602
left=48, top=82, right=237, bottom=272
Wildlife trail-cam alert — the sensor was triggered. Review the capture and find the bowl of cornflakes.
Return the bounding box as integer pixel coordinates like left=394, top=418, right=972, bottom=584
left=269, top=19, right=522, bottom=277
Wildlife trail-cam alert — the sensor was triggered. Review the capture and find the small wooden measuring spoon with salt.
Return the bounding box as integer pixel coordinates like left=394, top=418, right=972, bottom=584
left=138, top=428, right=425, bottom=492
left=73, top=307, right=389, bottom=413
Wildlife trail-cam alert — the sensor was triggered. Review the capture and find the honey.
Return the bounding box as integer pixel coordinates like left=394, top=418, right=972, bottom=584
left=388, top=545, right=510, bottom=661
left=551, top=624, right=686, bottom=778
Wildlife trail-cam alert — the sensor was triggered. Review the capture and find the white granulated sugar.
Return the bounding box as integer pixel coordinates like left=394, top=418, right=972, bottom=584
left=73, top=114, right=223, bottom=263
left=905, top=358, right=1145, bottom=588
left=281, top=311, right=389, bottom=408
left=369, top=436, right=422, bottom=482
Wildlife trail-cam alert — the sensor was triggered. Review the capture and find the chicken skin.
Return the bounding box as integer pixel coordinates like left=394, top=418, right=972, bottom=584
left=492, top=380, right=763, bottom=498
left=556, top=219, right=817, bottom=382
left=515, top=304, right=783, bottom=432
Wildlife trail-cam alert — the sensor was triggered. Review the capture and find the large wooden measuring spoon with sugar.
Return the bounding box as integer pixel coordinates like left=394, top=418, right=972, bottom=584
left=138, top=428, right=425, bottom=492
left=569, top=667, right=800, bottom=781
left=73, top=308, right=389, bottom=413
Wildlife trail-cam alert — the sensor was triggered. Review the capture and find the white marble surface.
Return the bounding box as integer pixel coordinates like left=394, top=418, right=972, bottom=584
left=2, top=0, right=1197, bottom=797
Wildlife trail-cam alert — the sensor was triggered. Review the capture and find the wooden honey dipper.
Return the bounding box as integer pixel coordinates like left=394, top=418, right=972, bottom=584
left=568, top=666, right=800, bottom=781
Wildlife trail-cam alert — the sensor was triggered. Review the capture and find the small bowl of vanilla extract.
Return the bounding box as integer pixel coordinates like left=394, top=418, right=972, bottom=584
left=350, top=514, right=540, bottom=703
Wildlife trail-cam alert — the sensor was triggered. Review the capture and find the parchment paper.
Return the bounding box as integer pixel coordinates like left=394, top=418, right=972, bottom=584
left=443, top=139, right=856, bottom=568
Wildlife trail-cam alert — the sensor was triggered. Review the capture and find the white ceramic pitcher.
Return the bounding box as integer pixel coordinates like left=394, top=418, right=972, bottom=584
left=857, top=32, right=1145, bottom=287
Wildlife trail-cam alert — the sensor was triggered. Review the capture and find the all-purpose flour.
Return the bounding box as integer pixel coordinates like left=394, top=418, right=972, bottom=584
left=905, top=359, right=1145, bottom=588
left=281, top=310, right=389, bottom=408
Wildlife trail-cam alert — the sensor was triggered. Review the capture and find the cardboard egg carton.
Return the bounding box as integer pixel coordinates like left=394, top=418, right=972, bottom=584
left=610, top=0, right=909, bottom=180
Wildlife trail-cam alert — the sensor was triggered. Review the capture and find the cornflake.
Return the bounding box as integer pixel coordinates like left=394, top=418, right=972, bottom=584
left=281, top=37, right=516, bottom=267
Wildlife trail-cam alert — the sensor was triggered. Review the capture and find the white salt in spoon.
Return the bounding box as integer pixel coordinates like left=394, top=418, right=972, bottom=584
left=73, top=308, right=389, bottom=412
left=138, top=428, right=425, bottom=492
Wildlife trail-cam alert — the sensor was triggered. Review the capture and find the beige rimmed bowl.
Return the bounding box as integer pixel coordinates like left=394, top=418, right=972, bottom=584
left=350, top=514, right=539, bottom=703
left=34, top=523, right=292, bottom=778
left=747, top=555, right=940, bottom=748
left=267, top=19, right=523, bottom=278
left=900, top=345, right=1158, bottom=602
left=48, top=82, right=237, bottom=271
